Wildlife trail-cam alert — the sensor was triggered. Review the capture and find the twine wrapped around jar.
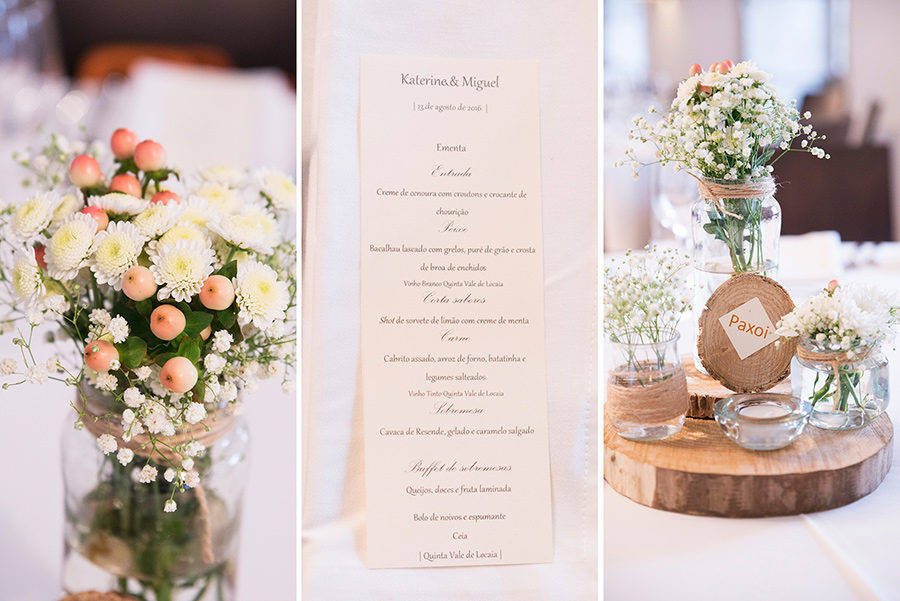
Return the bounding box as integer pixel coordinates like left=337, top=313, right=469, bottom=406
left=692, top=174, right=776, bottom=220
left=796, top=344, right=873, bottom=404
left=78, top=387, right=235, bottom=565
left=606, top=367, right=689, bottom=424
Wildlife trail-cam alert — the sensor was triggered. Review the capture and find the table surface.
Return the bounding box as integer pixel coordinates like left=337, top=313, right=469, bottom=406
left=0, top=63, right=296, bottom=601
left=605, top=244, right=900, bottom=601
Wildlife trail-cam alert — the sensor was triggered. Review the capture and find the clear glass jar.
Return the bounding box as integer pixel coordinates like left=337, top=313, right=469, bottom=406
left=61, top=387, right=249, bottom=601
left=691, top=177, right=781, bottom=372
left=793, top=339, right=889, bottom=430
left=606, top=331, right=687, bottom=441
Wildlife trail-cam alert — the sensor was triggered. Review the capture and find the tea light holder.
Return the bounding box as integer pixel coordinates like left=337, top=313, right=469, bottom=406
left=714, top=393, right=812, bottom=451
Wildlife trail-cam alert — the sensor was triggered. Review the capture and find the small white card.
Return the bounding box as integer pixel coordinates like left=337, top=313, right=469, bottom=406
left=718, top=297, right=777, bottom=360
left=359, top=55, right=552, bottom=569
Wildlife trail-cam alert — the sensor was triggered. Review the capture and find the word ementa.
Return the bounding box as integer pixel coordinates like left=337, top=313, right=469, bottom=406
left=726, top=314, right=770, bottom=339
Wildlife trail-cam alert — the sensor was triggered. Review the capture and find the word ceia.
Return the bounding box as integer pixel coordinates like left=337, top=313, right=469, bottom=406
left=727, top=314, right=770, bottom=339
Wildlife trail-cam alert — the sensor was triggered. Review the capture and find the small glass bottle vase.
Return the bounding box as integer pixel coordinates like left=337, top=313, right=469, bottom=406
left=61, top=388, right=250, bottom=601
left=793, top=339, right=889, bottom=430
left=691, top=177, right=781, bottom=371
left=606, top=331, right=688, bottom=441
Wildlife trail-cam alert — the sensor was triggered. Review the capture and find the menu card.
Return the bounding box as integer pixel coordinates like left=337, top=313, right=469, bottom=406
left=359, top=55, right=552, bottom=568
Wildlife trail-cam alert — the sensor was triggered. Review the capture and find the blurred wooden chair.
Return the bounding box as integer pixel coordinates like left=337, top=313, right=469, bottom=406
left=75, top=43, right=233, bottom=81
left=775, top=144, right=892, bottom=242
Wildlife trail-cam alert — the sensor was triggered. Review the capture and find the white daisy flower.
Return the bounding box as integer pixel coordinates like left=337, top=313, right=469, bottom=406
left=97, top=433, right=117, bottom=454
left=117, top=448, right=134, bottom=466
left=255, top=169, right=296, bottom=210
left=133, top=203, right=184, bottom=238
left=10, top=192, right=62, bottom=242
left=90, top=221, right=147, bottom=289
left=212, top=330, right=232, bottom=353
left=149, top=239, right=215, bottom=302
left=133, top=366, right=152, bottom=381
left=209, top=206, right=278, bottom=255
left=203, top=353, right=226, bottom=374
left=45, top=213, right=97, bottom=281
left=89, top=193, right=150, bottom=215
left=96, top=372, right=118, bottom=391
left=139, top=465, right=158, bottom=483
left=233, top=260, right=289, bottom=330
left=89, top=308, right=111, bottom=326
left=184, top=402, right=207, bottom=424
left=11, top=251, right=45, bottom=304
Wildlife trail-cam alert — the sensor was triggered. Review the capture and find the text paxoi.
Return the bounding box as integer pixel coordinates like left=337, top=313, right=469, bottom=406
left=727, top=314, right=769, bottom=339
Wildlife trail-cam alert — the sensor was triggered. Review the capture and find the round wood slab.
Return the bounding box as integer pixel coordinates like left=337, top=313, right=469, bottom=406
left=698, top=273, right=796, bottom=392
left=604, top=412, right=893, bottom=517
left=684, top=356, right=792, bottom=419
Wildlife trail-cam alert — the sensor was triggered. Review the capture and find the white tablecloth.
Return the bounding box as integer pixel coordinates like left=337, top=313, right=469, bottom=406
left=605, top=249, right=900, bottom=601
left=302, top=1, right=598, bottom=599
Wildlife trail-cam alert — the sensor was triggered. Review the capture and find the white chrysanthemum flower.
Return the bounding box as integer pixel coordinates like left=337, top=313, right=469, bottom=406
left=208, top=206, right=278, bottom=255
left=212, top=330, right=232, bottom=353
left=90, top=308, right=111, bottom=326
left=156, top=221, right=211, bottom=248
left=0, top=358, right=18, bottom=375
left=11, top=251, right=45, bottom=304
left=10, top=193, right=62, bottom=242
left=198, top=165, right=246, bottom=187
left=25, top=365, right=48, bottom=384
left=184, top=402, right=207, bottom=424
left=89, top=193, right=150, bottom=215
left=191, top=185, right=243, bottom=215
left=233, top=261, right=289, bottom=330
left=117, top=448, right=134, bottom=466
left=255, top=169, right=296, bottom=210
left=108, top=316, right=129, bottom=343
left=90, top=221, right=147, bottom=289
left=203, top=354, right=226, bottom=375
left=48, top=194, right=84, bottom=233
left=149, top=239, right=216, bottom=302
left=139, top=465, right=158, bottom=483
left=133, top=366, right=152, bottom=381
left=177, top=196, right=213, bottom=228
left=45, top=213, right=96, bottom=281
left=133, top=203, right=183, bottom=238
left=97, top=433, right=117, bottom=454
left=164, top=499, right=177, bottom=512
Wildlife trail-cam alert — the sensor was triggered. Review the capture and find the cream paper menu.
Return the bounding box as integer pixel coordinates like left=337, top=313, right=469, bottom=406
left=359, top=55, right=553, bottom=568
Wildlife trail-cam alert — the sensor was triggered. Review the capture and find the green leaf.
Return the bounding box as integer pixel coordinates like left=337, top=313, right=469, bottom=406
left=135, top=299, right=153, bottom=317
left=177, top=338, right=201, bottom=365
left=183, top=311, right=213, bottom=337
left=155, top=352, right=176, bottom=367
left=217, top=309, right=235, bottom=329
left=192, top=380, right=206, bottom=405
left=216, top=260, right=237, bottom=280
left=116, top=337, right=147, bottom=370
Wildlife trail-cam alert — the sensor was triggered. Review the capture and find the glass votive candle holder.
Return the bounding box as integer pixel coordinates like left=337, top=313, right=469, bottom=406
left=714, top=393, right=812, bottom=451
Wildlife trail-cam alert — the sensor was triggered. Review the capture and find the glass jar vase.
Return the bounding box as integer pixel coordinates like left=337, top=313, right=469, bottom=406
left=606, top=331, right=688, bottom=441
left=793, top=339, right=889, bottom=430
left=61, top=386, right=249, bottom=601
left=691, top=176, right=781, bottom=371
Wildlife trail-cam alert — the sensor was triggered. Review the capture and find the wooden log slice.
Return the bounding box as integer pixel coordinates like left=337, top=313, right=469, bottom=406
left=604, top=411, right=893, bottom=517
left=698, top=273, right=796, bottom=392
left=684, top=357, right=792, bottom=419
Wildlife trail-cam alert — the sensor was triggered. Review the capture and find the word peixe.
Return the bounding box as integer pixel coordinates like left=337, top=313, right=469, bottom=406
left=401, top=73, right=500, bottom=91
left=726, top=313, right=770, bottom=339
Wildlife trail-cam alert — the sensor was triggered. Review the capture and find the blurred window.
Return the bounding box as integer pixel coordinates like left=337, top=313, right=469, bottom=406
left=741, top=0, right=849, bottom=103
left=604, top=0, right=649, bottom=89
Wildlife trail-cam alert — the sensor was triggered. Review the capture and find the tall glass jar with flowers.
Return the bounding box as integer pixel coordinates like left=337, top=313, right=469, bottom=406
left=775, top=280, right=897, bottom=430
left=604, top=245, right=691, bottom=441
left=0, top=129, right=296, bottom=600
left=618, top=60, right=829, bottom=371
